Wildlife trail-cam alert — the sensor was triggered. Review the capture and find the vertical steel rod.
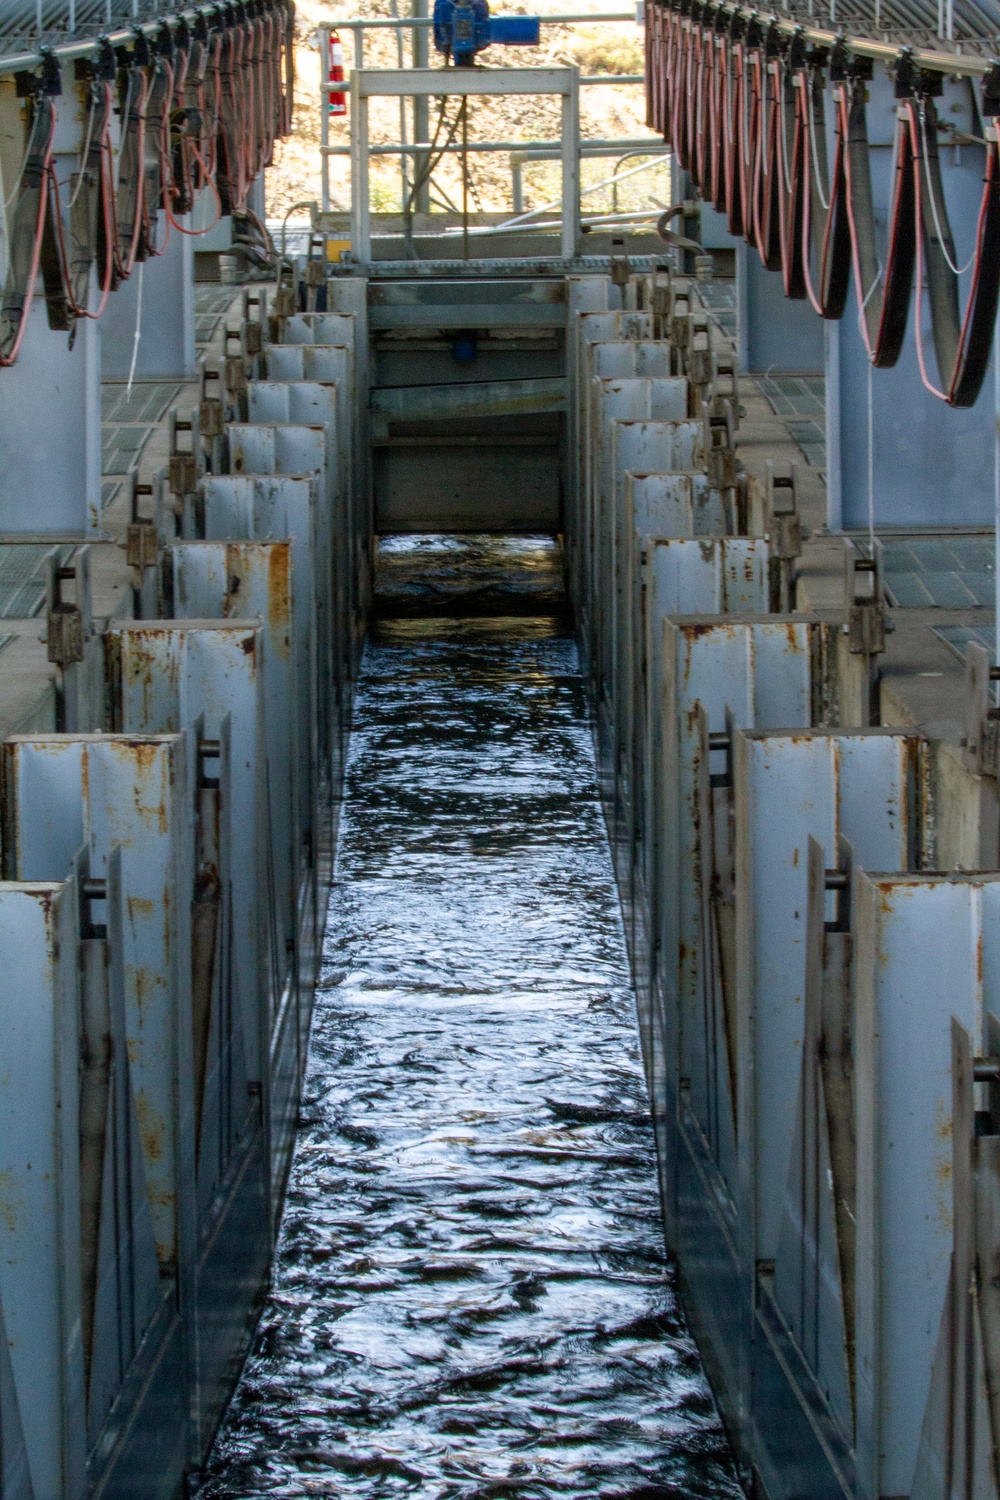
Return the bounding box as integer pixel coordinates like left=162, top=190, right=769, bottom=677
left=462, top=96, right=469, bottom=261
left=413, top=0, right=430, bottom=212
left=320, top=23, right=330, bottom=213
left=561, top=72, right=581, bottom=259
left=351, top=73, right=370, bottom=261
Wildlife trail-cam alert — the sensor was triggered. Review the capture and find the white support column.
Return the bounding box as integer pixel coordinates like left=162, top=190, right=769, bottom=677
left=561, top=72, right=581, bottom=261
left=735, top=240, right=825, bottom=375
left=0, top=292, right=102, bottom=535
left=350, top=73, right=370, bottom=264
left=101, top=216, right=196, bottom=380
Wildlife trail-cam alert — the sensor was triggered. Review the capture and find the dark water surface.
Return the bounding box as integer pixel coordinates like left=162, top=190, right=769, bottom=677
left=203, top=535, right=739, bottom=1499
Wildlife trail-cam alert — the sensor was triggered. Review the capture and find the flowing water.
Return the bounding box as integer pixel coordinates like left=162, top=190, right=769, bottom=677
left=202, top=535, right=740, bottom=1499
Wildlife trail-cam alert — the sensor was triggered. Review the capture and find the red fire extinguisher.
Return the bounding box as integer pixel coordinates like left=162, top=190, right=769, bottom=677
left=327, top=29, right=347, bottom=117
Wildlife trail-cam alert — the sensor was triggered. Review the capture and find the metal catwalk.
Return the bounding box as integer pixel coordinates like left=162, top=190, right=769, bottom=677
left=201, top=535, right=739, bottom=1499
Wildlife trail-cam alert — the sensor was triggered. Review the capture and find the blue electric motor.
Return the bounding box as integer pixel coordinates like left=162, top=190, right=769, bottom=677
left=432, top=0, right=540, bottom=67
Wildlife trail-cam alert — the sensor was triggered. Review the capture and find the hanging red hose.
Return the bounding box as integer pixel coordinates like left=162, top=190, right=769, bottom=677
left=113, top=59, right=148, bottom=282
left=0, top=3, right=292, bottom=371
left=795, top=63, right=850, bottom=318
left=908, top=90, right=1000, bottom=407
left=139, top=53, right=175, bottom=258
left=841, top=71, right=916, bottom=367
left=0, top=93, right=56, bottom=365
left=48, top=77, right=115, bottom=322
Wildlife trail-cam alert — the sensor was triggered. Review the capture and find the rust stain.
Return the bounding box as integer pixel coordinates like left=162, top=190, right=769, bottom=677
left=127, top=896, right=155, bottom=921
left=268, top=544, right=292, bottom=659
left=79, top=744, right=90, bottom=816
left=0, top=1169, right=21, bottom=1233
left=933, top=1096, right=954, bottom=1233
left=135, top=1091, right=166, bottom=1164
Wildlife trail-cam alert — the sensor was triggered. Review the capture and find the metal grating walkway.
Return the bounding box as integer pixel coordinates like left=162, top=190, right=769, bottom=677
left=695, top=282, right=736, bottom=337
left=879, top=535, right=994, bottom=608
left=101, top=381, right=181, bottom=426
left=0, top=544, right=71, bottom=618
left=101, top=424, right=156, bottom=477
left=758, top=375, right=827, bottom=469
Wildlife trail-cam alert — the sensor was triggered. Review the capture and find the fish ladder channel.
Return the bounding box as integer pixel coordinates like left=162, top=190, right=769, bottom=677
left=201, top=535, right=739, bottom=1499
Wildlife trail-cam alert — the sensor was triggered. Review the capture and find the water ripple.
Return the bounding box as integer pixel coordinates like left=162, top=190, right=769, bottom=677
left=202, top=535, right=740, bottom=1500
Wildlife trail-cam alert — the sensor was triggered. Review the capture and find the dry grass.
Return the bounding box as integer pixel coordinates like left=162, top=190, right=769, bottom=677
left=265, top=0, right=663, bottom=218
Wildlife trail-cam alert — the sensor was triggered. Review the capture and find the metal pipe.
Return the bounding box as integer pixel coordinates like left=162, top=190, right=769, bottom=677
left=326, top=12, right=637, bottom=27
left=440, top=207, right=665, bottom=237
left=322, top=134, right=665, bottom=157
left=0, top=3, right=230, bottom=73
left=320, top=74, right=643, bottom=88
left=412, top=0, right=430, bottom=212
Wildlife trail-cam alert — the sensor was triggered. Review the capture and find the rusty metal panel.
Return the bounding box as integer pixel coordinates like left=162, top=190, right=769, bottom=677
left=105, top=624, right=268, bottom=1091
left=4, top=735, right=196, bottom=1275
left=624, top=540, right=770, bottom=887
left=573, top=308, right=650, bottom=637
left=198, top=475, right=319, bottom=877
left=275, top=310, right=364, bottom=538
left=225, top=423, right=335, bottom=752
left=267, top=343, right=350, bottom=386
left=168, top=541, right=300, bottom=975
left=648, top=538, right=769, bottom=616
left=565, top=277, right=612, bottom=610
left=627, top=526, right=753, bottom=767
left=263, top=346, right=356, bottom=531
left=654, top=618, right=820, bottom=1219
left=599, top=418, right=702, bottom=705
left=590, top=340, right=675, bottom=382
left=628, top=472, right=726, bottom=536
left=590, top=381, right=691, bottom=642
left=734, top=731, right=922, bottom=1261
left=246, top=383, right=353, bottom=681
left=281, top=313, right=356, bottom=348
left=246, top=385, right=340, bottom=502
left=0, top=877, right=86, bottom=1500
left=587, top=370, right=686, bottom=611
left=227, top=422, right=326, bottom=484
left=852, top=873, right=1000, bottom=1500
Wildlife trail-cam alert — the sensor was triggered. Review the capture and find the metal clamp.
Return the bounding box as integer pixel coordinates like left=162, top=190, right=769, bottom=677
left=704, top=392, right=738, bottom=494
left=610, top=234, right=630, bottom=289
left=199, top=366, right=225, bottom=438
left=844, top=541, right=888, bottom=729
left=767, top=465, right=802, bottom=612
left=962, top=642, right=1000, bottom=778
left=46, top=563, right=85, bottom=666
left=125, top=475, right=158, bottom=571
left=168, top=410, right=202, bottom=508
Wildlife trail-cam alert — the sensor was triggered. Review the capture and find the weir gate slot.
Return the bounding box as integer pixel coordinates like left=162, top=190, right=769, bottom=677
left=369, top=278, right=567, bottom=534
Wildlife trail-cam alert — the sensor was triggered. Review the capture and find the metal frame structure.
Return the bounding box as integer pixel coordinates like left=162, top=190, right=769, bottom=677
left=318, top=12, right=650, bottom=224
left=348, top=65, right=582, bottom=261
